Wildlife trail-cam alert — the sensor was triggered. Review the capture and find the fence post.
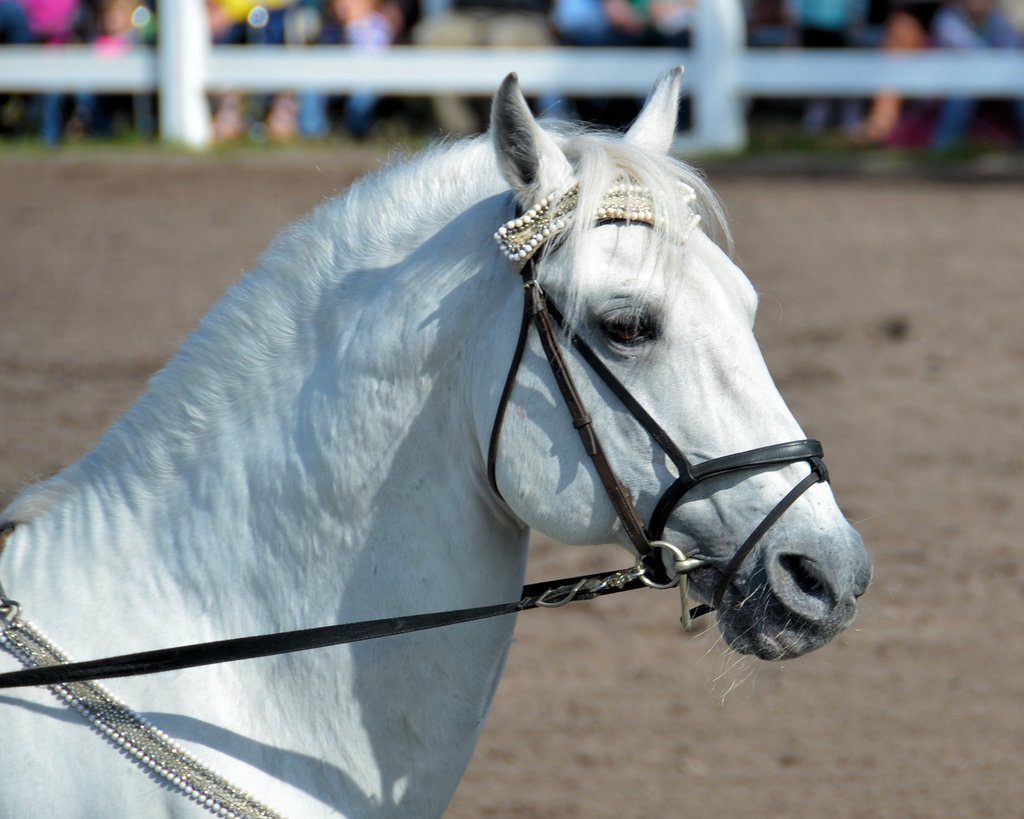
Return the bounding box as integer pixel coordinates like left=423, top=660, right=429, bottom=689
left=158, top=0, right=211, bottom=147
left=691, top=0, right=746, bottom=152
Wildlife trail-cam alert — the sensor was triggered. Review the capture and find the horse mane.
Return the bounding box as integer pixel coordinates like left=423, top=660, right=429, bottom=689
left=279, top=124, right=728, bottom=298
left=3, top=125, right=727, bottom=524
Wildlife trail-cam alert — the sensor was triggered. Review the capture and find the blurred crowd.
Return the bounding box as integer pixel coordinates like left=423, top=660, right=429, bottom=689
left=749, top=0, right=1024, bottom=146
left=0, top=0, right=158, bottom=141
left=1, top=0, right=1023, bottom=149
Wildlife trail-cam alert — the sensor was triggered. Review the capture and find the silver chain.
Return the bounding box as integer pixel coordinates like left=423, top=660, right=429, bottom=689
left=534, top=564, right=647, bottom=608
left=0, top=605, right=285, bottom=819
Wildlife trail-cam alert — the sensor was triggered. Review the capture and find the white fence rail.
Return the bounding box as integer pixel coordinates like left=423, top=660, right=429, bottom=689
left=0, top=0, right=1022, bottom=151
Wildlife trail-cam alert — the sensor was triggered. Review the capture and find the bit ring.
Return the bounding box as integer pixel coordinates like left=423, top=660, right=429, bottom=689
left=638, top=541, right=694, bottom=589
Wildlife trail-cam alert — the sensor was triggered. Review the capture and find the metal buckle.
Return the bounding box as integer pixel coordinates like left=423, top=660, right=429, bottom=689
left=0, top=597, right=21, bottom=629
left=638, top=540, right=698, bottom=588
left=637, top=541, right=706, bottom=631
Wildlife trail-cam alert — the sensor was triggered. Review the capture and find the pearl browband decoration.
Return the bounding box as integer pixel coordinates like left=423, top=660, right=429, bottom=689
left=494, top=180, right=698, bottom=266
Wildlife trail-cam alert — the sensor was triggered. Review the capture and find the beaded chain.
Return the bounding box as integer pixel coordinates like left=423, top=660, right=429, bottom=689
left=0, top=613, right=283, bottom=819
left=494, top=185, right=581, bottom=265
left=493, top=180, right=698, bottom=267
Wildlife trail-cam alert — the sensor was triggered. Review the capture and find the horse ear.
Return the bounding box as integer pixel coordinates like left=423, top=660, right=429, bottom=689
left=623, top=66, right=684, bottom=154
left=490, top=73, right=574, bottom=205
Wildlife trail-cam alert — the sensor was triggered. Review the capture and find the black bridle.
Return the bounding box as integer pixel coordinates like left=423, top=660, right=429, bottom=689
left=0, top=213, right=828, bottom=691
left=486, top=252, right=828, bottom=609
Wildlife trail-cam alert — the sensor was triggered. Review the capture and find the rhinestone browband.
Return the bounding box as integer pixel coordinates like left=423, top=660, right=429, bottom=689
left=493, top=181, right=697, bottom=266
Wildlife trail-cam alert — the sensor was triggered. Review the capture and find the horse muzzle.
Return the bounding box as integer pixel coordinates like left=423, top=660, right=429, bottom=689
left=707, top=527, right=872, bottom=660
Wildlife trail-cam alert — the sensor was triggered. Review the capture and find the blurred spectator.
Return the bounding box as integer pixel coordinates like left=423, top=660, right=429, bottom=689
left=790, top=0, right=867, bottom=135
left=745, top=0, right=798, bottom=45
left=0, top=0, right=31, bottom=134
left=298, top=0, right=400, bottom=139
left=66, top=0, right=151, bottom=139
left=648, top=0, right=697, bottom=44
left=0, top=0, right=31, bottom=44
left=19, top=0, right=79, bottom=40
left=208, top=0, right=293, bottom=42
left=554, top=0, right=619, bottom=44
left=930, top=0, right=1024, bottom=149
left=1005, top=0, right=1023, bottom=27
left=18, top=0, right=82, bottom=143
left=858, top=0, right=891, bottom=41
left=207, top=0, right=301, bottom=142
left=555, top=0, right=694, bottom=46
left=555, top=0, right=611, bottom=44
left=858, top=0, right=940, bottom=143
left=551, top=0, right=694, bottom=128
left=412, top=0, right=555, bottom=135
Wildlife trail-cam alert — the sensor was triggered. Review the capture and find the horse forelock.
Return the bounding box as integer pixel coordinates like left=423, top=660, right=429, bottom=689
left=508, top=126, right=730, bottom=331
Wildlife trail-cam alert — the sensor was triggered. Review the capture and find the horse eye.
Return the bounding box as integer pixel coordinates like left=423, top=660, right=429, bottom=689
left=600, top=314, right=659, bottom=346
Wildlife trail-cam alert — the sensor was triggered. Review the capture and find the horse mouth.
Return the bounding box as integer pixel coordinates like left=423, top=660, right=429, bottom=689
left=721, top=622, right=819, bottom=661
left=688, top=565, right=856, bottom=661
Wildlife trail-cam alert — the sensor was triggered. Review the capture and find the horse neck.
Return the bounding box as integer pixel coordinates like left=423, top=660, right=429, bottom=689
left=7, top=193, right=528, bottom=647
left=1, top=167, right=536, bottom=817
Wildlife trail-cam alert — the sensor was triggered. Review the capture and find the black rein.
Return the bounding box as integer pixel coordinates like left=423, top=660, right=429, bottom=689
left=0, top=524, right=705, bottom=689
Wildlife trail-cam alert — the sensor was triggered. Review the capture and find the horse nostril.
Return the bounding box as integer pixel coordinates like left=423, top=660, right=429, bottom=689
left=780, top=554, right=827, bottom=597
left=769, top=553, right=837, bottom=622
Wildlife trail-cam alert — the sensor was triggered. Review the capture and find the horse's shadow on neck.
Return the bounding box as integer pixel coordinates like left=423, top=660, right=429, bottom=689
left=0, top=696, right=378, bottom=815
left=0, top=202, right=528, bottom=815
left=338, top=275, right=531, bottom=814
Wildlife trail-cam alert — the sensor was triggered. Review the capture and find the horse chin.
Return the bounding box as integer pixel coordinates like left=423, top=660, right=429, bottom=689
left=718, top=618, right=839, bottom=661
left=689, top=567, right=853, bottom=661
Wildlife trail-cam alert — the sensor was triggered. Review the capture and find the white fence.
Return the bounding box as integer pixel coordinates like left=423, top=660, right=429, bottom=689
left=1, top=0, right=1022, bottom=151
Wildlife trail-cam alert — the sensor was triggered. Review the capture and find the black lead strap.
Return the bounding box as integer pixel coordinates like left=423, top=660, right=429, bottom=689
left=0, top=568, right=711, bottom=690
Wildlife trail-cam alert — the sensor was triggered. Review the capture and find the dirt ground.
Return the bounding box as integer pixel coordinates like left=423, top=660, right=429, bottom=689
left=1, top=151, right=1021, bottom=819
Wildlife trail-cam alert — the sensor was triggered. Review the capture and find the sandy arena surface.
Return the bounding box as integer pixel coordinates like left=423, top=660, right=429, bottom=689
left=1, top=151, right=1021, bottom=818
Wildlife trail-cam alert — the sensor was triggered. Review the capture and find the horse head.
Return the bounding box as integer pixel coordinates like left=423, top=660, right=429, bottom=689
left=484, top=69, right=872, bottom=660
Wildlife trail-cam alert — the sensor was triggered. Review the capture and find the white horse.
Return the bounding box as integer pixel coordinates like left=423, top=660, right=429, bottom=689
left=0, top=70, right=871, bottom=817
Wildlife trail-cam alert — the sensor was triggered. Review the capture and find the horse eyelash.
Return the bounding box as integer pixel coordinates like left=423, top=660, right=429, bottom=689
left=599, top=310, right=662, bottom=345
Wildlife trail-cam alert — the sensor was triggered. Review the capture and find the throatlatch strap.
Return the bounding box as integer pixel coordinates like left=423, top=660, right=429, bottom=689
left=487, top=300, right=532, bottom=499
